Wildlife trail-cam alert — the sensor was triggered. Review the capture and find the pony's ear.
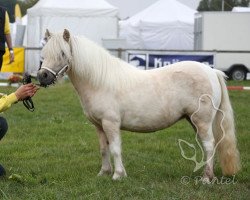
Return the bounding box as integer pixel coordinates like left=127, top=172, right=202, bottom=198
left=63, top=29, right=70, bottom=42
left=45, top=29, right=51, bottom=39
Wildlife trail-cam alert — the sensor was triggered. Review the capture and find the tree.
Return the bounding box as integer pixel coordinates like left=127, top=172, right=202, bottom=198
left=197, top=0, right=250, bottom=11
left=0, top=0, right=17, bottom=23
left=198, top=0, right=210, bottom=11
left=241, top=0, right=250, bottom=6
left=17, top=0, right=38, bottom=16
left=0, top=0, right=38, bottom=22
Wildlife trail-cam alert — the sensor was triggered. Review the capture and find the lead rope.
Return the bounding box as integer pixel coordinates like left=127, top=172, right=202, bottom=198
left=22, top=73, right=35, bottom=112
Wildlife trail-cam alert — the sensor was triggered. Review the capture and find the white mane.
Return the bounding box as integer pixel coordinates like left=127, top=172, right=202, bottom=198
left=44, top=32, right=146, bottom=91
left=71, top=35, right=147, bottom=90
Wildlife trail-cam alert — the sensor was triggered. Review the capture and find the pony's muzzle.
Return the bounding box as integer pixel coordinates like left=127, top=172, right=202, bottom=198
left=37, top=69, right=56, bottom=87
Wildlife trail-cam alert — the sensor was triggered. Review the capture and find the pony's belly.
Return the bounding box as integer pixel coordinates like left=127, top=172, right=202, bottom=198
left=119, top=101, right=182, bottom=133
left=120, top=116, right=175, bottom=133
left=121, top=125, right=168, bottom=133
left=121, top=123, right=170, bottom=133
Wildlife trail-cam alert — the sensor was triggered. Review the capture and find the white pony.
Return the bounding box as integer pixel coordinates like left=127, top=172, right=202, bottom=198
left=37, top=29, right=240, bottom=181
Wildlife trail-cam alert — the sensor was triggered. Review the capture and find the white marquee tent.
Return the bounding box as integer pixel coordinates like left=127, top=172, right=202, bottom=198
left=119, top=0, right=196, bottom=50
left=26, top=0, right=118, bottom=74
left=232, top=7, right=250, bottom=12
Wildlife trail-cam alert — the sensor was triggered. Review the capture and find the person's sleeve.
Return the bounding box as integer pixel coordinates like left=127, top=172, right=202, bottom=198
left=0, top=93, right=18, bottom=112
left=4, top=11, right=11, bottom=35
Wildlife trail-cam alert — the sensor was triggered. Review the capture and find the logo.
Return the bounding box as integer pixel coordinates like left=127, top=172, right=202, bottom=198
left=128, top=54, right=146, bottom=69
left=127, top=52, right=214, bottom=69
left=178, top=94, right=225, bottom=172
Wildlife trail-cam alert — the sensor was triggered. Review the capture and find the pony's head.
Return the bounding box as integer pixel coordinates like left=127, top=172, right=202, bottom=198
left=37, top=29, right=72, bottom=87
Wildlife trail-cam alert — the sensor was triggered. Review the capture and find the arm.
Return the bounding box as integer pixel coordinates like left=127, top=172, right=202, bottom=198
left=4, top=11, right=14, bottom=63
left=0, top=93, right=18, bottom=113
left=0, top=84, right=38, bottom=113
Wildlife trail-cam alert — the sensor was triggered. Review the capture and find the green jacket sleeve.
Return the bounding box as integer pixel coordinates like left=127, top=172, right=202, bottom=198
left=0, top=93, right=18, bottom=113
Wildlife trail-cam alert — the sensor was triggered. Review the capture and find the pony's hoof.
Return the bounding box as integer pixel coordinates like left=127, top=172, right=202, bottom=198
left=112, top=171, right=127, bottom=180
left=97, top=169, right=112, bottom=176
left=201, top=174, right=215, bottom=184
left=201, top=176, right=211, bottom=184
left=202, top=170, right=214, bottom=184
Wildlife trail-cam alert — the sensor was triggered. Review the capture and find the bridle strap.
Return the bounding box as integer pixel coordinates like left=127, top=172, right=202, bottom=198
left=41, top=66, right=57, bottom=76
left=41, top=64, right=69, bottom=78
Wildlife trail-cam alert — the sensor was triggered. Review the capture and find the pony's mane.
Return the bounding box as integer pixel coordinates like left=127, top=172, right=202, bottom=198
left=71, top=35, right=146, bottom=90
left=44, top=32, right=146, bottom=91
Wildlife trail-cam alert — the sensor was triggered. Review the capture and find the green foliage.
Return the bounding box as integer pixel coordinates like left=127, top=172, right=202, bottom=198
left=17, top=0, right=38, bottom=16
left=0, top=80, right=249, bottom=199
left=0, top=0, right=16, bottom=23
left=198, top=0, right=250, bottom=11
left=0, top=0, right=38, bottom=22
left=241, top=0, right=250, bottom=6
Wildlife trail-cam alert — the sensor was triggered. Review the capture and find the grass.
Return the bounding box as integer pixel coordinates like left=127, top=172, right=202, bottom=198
left=0, top=80, right=249, bottom=199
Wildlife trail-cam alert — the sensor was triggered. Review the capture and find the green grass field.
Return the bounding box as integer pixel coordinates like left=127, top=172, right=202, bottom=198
left=0, top=80, right=249, bottom=199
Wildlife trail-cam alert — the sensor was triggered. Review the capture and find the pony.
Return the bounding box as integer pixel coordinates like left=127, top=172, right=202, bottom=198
left=37, top=29, right=240, bottom=181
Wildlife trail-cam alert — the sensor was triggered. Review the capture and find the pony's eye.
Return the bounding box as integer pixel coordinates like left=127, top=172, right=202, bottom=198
left=61, top=51, right=65, bottom=57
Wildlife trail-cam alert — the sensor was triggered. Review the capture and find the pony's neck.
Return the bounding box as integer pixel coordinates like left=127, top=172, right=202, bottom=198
left=70, top=36, right=143, bottom=91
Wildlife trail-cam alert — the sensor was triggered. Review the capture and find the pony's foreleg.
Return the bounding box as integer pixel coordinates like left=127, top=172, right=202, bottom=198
left=102, top=119, right=127, bottom=180
left=96, top=127, right=112, bottom=176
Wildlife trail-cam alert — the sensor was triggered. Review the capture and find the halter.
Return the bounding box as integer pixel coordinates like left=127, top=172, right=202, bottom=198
left=41, top=64, right=70, bottom=78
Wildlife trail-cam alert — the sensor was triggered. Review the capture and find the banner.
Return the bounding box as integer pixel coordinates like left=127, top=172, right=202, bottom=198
left=127, top=51, right=214, bottom=70
left=1, top=47, right=25, bottom=73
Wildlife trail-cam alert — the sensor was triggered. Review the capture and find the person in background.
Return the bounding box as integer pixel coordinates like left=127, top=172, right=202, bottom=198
left=0, top=6, right=14, bottom=71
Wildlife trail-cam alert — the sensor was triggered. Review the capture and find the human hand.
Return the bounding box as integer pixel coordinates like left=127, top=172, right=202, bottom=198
left=15, top=83, right=39, bottom=101
left=9, top=51, right=14, bottom=64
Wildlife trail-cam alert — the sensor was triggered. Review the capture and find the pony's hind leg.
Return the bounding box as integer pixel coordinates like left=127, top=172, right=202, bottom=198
left=199, top=125, right=215, bottom=181
left=102, top=119, right=127, bottom=180
left=191, top=95, right=217, bottom=182
left=96, top=126, right=112, bottom=176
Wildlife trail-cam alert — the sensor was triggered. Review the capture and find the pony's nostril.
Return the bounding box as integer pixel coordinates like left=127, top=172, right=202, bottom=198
left=43, top=72, right=48, bottom=78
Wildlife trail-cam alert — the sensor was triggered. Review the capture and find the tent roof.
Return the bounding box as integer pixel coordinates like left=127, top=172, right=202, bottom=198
left=232, top=7, right=250, bottom=12
left=28, top=0, right=118, bottom=17
left=123, top=0, right=196, bottom=25
left=119, top=0, right=196, bottom=50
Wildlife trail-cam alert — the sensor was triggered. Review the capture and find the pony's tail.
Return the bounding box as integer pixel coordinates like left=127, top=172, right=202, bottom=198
left=212, top=70, right=241, bottom=176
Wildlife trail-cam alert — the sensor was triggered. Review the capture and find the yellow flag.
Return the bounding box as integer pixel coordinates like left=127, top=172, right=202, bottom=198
left=1, top=48, right=25, bottom=73
left=15, top=4, right=22, bottom=24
